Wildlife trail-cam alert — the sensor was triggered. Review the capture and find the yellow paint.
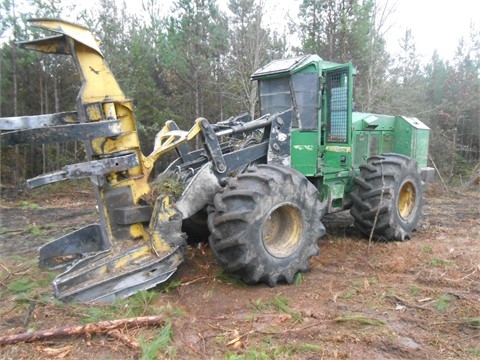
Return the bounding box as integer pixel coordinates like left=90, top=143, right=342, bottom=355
left=130, top=223, right=148, bottom=240
left=150, top=233, right=171, bottom=253
left=398, top=181, right=416, bottom=220
left=111, top=245, right=151, bottom=270
left=144, top=121, right=203, bottom=179
left=150, top=196, right=177, bottom=254
left=325, top=146, right=352, bottom=153
left=86, top=106, right=103, bottom=121
left=28, top=19, right=102, bottom=55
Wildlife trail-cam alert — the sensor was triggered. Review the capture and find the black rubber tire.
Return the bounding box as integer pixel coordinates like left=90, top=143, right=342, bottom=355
left=350, top=153, right=424, bottom=241
left=207, top=164, right=326, bottom=286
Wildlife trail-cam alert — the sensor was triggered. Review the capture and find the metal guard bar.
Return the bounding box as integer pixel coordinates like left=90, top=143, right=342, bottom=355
left=27, top=152, right=139, bottom=188
left=1, top=119, right=122, bottom=147
left=0, top=111, right=78, bottom=130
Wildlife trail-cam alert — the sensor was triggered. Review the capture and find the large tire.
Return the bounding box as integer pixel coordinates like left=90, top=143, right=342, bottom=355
left=207, top=164, right=326, bottom=286
left=350, top=153, right=424, bottom=241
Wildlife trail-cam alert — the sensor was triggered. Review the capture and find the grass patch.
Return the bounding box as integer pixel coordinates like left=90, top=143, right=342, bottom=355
left=1, top=258, right=55, bottom=299
left=334, top=313, right=385, bottom=326
left=81, top=290, right=185, bottom=324
left=429, top=258, right=452, bottom=267
left=466, top=348, right=480, bottom=357
left=408, top=284, right=422, bottom=295
left=421, top=245, right=433, bottom=254
left=434, top=294, right=454, bottom=311
left=26, top=223, right=55, bottom=237
left=252, top=294, right=301, bottom=321
left=293, top=272, right=304, bottom=285
left=7, top=276, right=37, bottom=294
left=19, top=201, right=40, bottom=210
left=27, top=224, right=45, bottom=237
left=215, top=270, right=246, bottom=286
left=158, top=279, right=182, bottom=293
left=338, top=289, right=358, bottom=300
left=462, top=317, right=480, bottom=328
left=140, top=322, right=174, bottom=360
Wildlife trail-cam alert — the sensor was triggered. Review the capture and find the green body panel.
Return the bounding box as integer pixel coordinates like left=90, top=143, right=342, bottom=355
left=291, top=130, right=318, bottom=176
left=393, top=117, right=430, bottom=167
left=252, top=55, right=431, bottom=214
left=351, top=113, right=430, bottom=168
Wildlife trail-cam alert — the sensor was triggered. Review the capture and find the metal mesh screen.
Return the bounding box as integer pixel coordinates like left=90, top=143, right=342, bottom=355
left=326, top=70, right=348, bottom=143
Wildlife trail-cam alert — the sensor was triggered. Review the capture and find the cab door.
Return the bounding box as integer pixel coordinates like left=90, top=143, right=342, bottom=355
left=321, top=64, right=353, bottom=174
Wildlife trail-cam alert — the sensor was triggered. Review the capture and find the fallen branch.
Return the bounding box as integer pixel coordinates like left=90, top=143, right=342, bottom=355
left=106, top=329, right=140, bottom=349
left=0, top=315, right=164, bottom=346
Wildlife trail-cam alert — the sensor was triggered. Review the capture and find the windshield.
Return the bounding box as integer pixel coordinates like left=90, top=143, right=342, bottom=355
left=291, top=72, right=318, bottom=130
left=258, top=77, right=293, bottom=119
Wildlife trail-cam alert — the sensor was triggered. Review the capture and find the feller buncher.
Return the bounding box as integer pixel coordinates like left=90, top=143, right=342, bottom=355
left=0, top=19, right=434, bottom=302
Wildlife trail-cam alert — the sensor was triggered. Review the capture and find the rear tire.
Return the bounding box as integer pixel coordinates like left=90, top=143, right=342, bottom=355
left=350, top=153, right=424, bottom=241
left=208, top=164, right=325, bottom=286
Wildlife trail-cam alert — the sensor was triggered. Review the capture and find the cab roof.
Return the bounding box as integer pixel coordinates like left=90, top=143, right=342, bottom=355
left=251, top=54, right=351, bottom=80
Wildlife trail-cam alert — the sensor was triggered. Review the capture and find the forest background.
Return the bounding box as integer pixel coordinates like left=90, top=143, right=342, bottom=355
left=0, top=0, right=479, bottom=188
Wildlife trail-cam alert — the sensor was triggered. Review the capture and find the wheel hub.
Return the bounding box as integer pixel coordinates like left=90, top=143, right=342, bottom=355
left=262, top=204, right=303, bottom=258
left=398, top=180, right=417, bottom=220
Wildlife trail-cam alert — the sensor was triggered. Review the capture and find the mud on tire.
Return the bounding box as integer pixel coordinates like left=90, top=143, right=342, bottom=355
left=207, top=164, right=326, bottom=286
left=350, top=153, right=424, bottom=241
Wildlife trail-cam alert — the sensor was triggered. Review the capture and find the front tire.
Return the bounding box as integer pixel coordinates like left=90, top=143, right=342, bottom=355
left=350, top=153, right=424, bottom=241
left=208, top=164, right=326, bottom=286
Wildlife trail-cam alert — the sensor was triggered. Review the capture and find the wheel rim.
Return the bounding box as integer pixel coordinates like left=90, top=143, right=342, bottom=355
left=398, top=180, right=416, bottom=220
left=262, top=204, right=303, bottom=258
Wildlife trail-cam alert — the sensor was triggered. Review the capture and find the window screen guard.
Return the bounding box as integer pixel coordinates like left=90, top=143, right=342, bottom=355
left=326, top=69, right=349, bottom=143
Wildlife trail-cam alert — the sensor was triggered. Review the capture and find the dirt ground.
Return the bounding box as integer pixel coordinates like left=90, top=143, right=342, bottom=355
left=0, top=182, right=479, bottom=359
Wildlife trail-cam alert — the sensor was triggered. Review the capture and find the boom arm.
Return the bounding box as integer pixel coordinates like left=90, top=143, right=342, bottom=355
left=0, top=19, right=293, bottom=302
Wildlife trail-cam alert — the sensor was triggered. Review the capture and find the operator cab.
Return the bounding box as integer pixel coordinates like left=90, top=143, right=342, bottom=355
left=252, top=55, right=354, bottom=177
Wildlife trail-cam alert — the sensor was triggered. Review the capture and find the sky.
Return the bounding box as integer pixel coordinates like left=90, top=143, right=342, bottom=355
left=385, top=0, right=479, bottom=60
left=257, top=0, right=479, bottom=61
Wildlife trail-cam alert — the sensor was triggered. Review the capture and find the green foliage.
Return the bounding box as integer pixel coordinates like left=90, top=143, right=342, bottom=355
left=467, top=348, right=480, bottom=357
left=429, top=258, right=452, bottom=268
left=408, top=284, right=421, bottom=295
left=252, top=293, right=301, bottom=320
left=421, top=245, right=433, bottom=254
left=81, top=290, right=185, bottom=324
left=140, top=323, right=174, bottom=360
left=214, top=269, right=247, bottom=286
left=463, top=317, right=480, bottom=328
left=150, top=175, right=185, bottom=200
left=434, top=294, right=454, bottom=311
left=7, top=276, right=37, bottom=294
left=157, top=279, right=183, bottom=293
left=2, top=266, right=55, bottom=302
left=82, top=290, right=160, bottom=323
left=293, top=272, right=303, bottom=285
left=20, top=201, right=40, bottom=210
